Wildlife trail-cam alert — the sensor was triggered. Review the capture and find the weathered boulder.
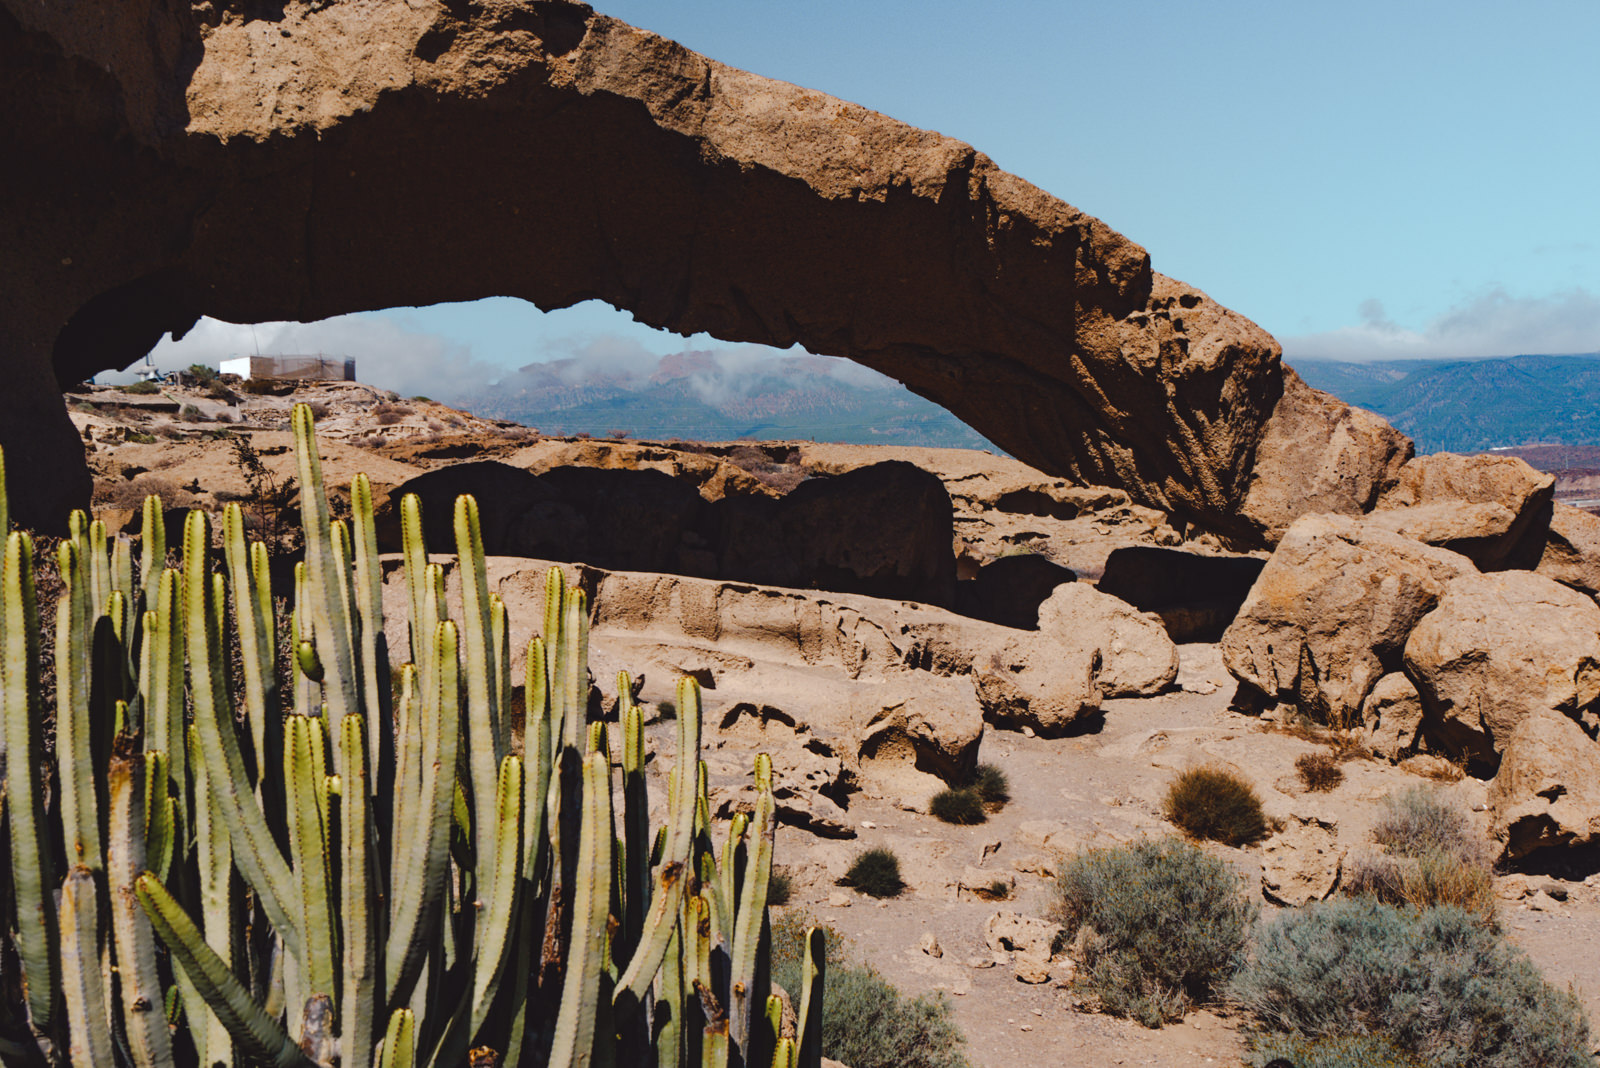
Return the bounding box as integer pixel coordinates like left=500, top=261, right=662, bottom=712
left=1221, top=513, right=1475, bottom=724
left=1235, top=369, right=1415, bottom=545
left=1358, top=673, right=1425, bottom=763
left=954, top=553, right=1077, bottom=629
left=1096, top=545, right=1265, bottom=642
left=1037, top=583, right=1178, bottom=697
left=8, top=0, right=1309, bottom=540
left=1404, top=570, right=1600, bottom=769
left=1535, top=502, right=1600, bottom=596
left=973, top=633, right=1102, bottom=735
left=1259, top=815, right=1344, bottom=906
left=1367, top=453, right=1555, bottom=570
left=1488, top=707, right=1600, bottom=860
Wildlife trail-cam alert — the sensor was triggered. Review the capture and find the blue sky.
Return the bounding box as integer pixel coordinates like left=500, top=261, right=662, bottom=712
left=152, top=0, right=1599, bottom=387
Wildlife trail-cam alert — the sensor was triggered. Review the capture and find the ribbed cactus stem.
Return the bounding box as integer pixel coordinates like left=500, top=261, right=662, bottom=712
left=795, top=928, right=826, bottom=1068
left=549, top=750, right=616, bottom=1068
left=55, top=539, right=102, bottom=869
left=4, top=531, right=59, bottom=1034
left=60, top=867, right=114, bottom=1068
left=340, top=714, right=378, bottom=1068
left=108, top=738, right=177, bottom=1068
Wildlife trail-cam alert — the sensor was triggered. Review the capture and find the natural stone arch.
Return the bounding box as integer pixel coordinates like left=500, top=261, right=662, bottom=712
left=1, top=0, right=1405, bottom=536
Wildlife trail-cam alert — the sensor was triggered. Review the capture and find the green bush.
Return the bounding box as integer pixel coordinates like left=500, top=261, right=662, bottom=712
left=1373, top=786, right=1484, bottom=863
left=842, top=847, right=904, bottom=899
left=1052, top=836, right=1255, bottom=1027
left=1248, top=1033, right=1426, bottom=1068
left=771, top=915, right=971, bottom=1068
left=971, top=763, right=1010, bottom=806
left=187, top=362, right=217, bottom=383
left=928, top=787, right=986, bottom=825
left=120, top=379, right=160, bottom=394
left=1163, top=765, right=1270, bottom=846
left=1230, top=897, right=1591, bottom=1068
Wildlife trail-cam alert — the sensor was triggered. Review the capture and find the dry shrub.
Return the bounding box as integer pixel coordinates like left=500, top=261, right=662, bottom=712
left=375, top=409, right=404, bottom=426
left=155, top=423, right=182, bottom=439
left=1296, top=752, right=1344, bottom=792
left=178, top=404, right=206, bottom=423
left=1164, top=765, right=1270, bottom=846
left=928, top=788, right=986, bottom=825
left=102, top=476, right=195, bottom=512
left=304, top=401, right=331, bottom=419
left=841, top=848, right=904, bottom=899
left=425, top=419, right=445, bottom=433
left=1345, top=852, right=1496, bottom=920
left=1271, top=717, right=1373, bottom=762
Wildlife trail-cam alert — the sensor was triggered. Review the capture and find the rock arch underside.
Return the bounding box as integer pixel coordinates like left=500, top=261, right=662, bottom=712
left=1, top=0, right=1410, bottom=538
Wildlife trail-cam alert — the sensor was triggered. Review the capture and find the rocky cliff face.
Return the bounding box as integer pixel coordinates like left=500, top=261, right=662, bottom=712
left=1, top=0, right=1401, bottom=537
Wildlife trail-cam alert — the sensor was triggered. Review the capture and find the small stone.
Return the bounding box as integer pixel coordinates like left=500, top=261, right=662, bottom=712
left=967, top=956, right=996, bottom=969
left=1014, top=956, right=1051, bottom=984
left=918, top=933, right=942, bottom=958
left=825, top=893, right=851, bottom=908
left=1021, top=725, right=1036, bottom=738
left=860, top=820, right=876, bottom=829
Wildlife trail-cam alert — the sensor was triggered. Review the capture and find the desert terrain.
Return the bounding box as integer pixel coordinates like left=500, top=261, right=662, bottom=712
left=66, top=375, right=1600, bottom=1067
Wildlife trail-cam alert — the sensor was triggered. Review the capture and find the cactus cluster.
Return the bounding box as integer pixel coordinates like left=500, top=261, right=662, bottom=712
left=0, top=405, right=825, bottom=1068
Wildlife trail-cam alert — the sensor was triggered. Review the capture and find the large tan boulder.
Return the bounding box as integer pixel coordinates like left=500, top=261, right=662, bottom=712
left=1037, top=583, right=1178, bottom=697
left=1488, top=707, right=1600, bottom=860
left=1535, top=502, right=1600, bottom=596
left=973, top=633, right=1102, bottom=736
left=1366, top=453, right=1555, bottom=570
left=1221, top=514, right=1475, bottom=724
left=1404, top=570, right=1600, bottom=767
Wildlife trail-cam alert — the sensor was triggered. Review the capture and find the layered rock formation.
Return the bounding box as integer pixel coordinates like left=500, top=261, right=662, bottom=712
left=6, top=0, right=1377, bottom=538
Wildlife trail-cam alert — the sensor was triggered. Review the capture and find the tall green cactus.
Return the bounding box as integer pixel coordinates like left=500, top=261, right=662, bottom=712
left=0, top=405, right=827, bottom=1068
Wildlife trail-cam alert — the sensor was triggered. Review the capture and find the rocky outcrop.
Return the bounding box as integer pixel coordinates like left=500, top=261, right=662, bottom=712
left=1221, top=513, right=1475, bottom=724
left=383, top=459, right=956, bottom=605
left=1036, top=584, right=1178, bottom=698
left=1535, top=502, right=1600, bottom=596
left=1488, top=708, right=1600, bottom=860
left=1403, top=570, right=1600, bottom=771
left=1366, top=453, right=1555, bottom=570
left=1096, top=545, right=1265, bottom=642
left=1235, top=369, right=1415, bottom=545
left=7, top=0, right=1294, bottom=537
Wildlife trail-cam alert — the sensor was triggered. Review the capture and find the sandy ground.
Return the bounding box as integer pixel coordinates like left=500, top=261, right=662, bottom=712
left=770, top=646, right=1600, bottom=1067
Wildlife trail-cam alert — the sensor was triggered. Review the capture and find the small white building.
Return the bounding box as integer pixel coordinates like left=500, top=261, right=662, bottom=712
left=220, top=354, right=356, bottom=382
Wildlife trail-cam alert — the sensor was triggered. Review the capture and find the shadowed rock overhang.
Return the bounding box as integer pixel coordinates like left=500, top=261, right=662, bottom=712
left=0, top=0, right=1407, bottom=536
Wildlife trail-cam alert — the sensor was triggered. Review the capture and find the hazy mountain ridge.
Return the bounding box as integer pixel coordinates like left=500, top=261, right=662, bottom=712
left=1293, top=352, right=1600, bottom=454
left=452, top=349, right=999, bottom=449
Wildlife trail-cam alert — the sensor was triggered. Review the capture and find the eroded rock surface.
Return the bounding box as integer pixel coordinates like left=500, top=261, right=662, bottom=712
left=8, top=0, right=1289, bottom=536
left=1221, top=513, right=1475, bottom=725
left=1404, top=570, right=1600, bottom=770
left=1488, top=707, right=1600, bottom=860
left=1368, top=453, right=1555, bottom=570
left=1036, top=584, right=1178, bottom=698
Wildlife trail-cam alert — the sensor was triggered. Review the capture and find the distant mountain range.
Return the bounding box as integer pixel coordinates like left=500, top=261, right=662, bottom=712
left=1293, top=353, right=1600, bottom=454
left=452, top=349, right=998, bottom=450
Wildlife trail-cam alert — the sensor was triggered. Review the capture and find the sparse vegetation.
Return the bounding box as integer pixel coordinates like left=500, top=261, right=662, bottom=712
left=971, top=763, right=1010, bottom=806
left=842, top=847, right=904, bottom=899
left=1296, top=751, right=1344, bottom=792
left=1231, top=898, right=1590, bottom=1068
left=1372, top=787, right=1482, bottom=863
left=304, top=400, right=331, bottom=419
left=1052, top=837, right=1255, bottom=1027
left=178, top=403, right=206, bottom=423
left=1163, top=765, right=1270, bottom=846
left=120, top=379, right=161, bottom=394
left=771, top=914, right=972, bottom=1068
left=928, top=787, right=987, bottom=825
left=1343, top=850, right=1496, bottom=920
left=1247, top=1033, right=1427, bottom=1068
left=187, top=362, right=217, bottom=383
left=99, top=475, right=193, bottom=511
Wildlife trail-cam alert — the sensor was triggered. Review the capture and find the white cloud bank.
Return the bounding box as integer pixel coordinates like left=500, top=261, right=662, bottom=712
left=1283, top=288, right=1600, bottom=362
left=140, top=314, right=506, bottom=398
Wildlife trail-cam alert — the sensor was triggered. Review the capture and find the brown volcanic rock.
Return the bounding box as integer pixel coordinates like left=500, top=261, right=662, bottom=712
left=5, top=0, right=1288, bottom=535
left=1221, top=513, right=1475, bottom=725
left=1488, top=707, right=1600, bottom=860
left=1403, top=570, right=1600, bottom=769
left=1535, top=502, right=1600, bottom=596
left=1367, top=453, right=1555, bottom=570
